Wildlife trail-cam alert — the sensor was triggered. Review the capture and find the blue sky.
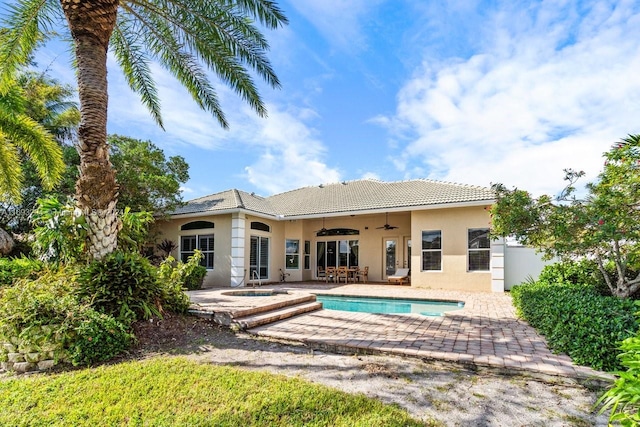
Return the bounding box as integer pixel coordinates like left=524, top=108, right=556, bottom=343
left=33, top=0, right=640, bottom=199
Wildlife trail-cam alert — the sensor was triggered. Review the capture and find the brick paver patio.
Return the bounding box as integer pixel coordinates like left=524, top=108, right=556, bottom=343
left=188, top=283, right=611, bottom=383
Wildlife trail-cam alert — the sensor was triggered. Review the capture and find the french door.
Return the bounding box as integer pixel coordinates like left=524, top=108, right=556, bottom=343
left=317, top=240, right=358, bottom=271
left=250, top=236, right=269, bottom=280
left=384, top=238, right=397, bottom=278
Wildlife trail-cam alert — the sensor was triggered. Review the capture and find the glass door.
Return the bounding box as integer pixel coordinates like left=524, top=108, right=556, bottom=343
left=384, top=238, right=397, bottom=278
left=250, top=236, right=269, bottom=280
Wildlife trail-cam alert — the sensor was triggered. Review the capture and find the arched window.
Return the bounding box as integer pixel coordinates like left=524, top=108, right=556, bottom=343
left=181, top=221, right=214, bottom=231
left=316, top=228, right=359, bottom=237
left=250, top=221, right=270, bottom=232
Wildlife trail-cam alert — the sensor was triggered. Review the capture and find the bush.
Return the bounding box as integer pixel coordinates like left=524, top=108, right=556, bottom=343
left=0, top=257, right=43, bottom=287
left=596, top=319, right=640, bottom=424
left=512, top=262, right=638, bottom=371
left=181, top=251, right=207, bottom=290
left=0, top=267, right=132, bottom=367
left=78, top=251, right=162, bottom=324
left=67, top=309, right=133, bottom=366
left=158, top=250, right=206, bottom=291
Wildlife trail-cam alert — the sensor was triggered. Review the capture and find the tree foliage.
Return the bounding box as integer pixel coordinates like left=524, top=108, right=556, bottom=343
left=108, top=135, right=188, bottom=214
left=491, top=135, right=640, bottom=298
left=1, top=0, right=287, bottom=259
left=0, top=70, right=65, bottom=203
left=0, top=71, right=79, bottom=235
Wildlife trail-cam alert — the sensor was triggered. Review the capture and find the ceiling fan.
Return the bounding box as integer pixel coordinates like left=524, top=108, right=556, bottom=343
left=315, top=217, right=328, bottom=233
left=376, top=213, right=399, bottom=230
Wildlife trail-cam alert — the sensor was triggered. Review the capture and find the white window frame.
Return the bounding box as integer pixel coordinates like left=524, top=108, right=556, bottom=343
left=250, top=235, right=270, bottom=280
left=285, top=239, right=300, bottom=270
left=467, top=228, right=490, bottom=272
left=421, top=230, right=442, bottom=271
left=180, top=234, right=214, bottom=269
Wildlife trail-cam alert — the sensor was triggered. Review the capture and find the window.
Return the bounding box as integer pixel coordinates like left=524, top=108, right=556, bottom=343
left=181, top=234, right=214, bottom=269
left=251, top=221, right=270, bottom=232
left=250, top=236, right=269, bottom=279
left=304, top=241, right=310, bottom=270
left=285, top=239, right=300, bottom=269
left=421, top=230, right=442, bottom=271
left=181, top=221, right=214, bottom=231
left=468, top=228, right=490, bottom=271
left=317, top=240, right=359, bottom=269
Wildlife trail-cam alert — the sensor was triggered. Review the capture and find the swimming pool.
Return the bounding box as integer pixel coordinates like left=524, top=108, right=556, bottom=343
left=315, top=295, right=464, bottom=316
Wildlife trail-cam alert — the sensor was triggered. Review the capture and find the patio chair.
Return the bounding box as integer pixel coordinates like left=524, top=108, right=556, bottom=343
left=336, top=266, right=349, bottom=283
left=317, top=266, right=326, bottom=281
left=388, top=268, right=410, bottom=285
left=355, top=266, right=369, bottom=283
left=325, top=266, right=336, bottom=283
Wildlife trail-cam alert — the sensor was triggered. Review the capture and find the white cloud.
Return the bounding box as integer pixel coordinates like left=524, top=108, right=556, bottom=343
left=244, top=105, right=341, bottom=194
left=106, top=58, right=340, bottom=195
left=287, top=0, right=384, bottom=51
left=377, top=1, right=640, bottom=195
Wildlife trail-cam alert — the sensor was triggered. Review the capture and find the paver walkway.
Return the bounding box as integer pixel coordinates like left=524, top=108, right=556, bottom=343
left=188, top=283, right=610, bottom=383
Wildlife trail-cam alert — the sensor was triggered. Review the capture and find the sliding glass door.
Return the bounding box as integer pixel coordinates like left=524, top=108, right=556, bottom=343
left=317, top=240, right=358, bottom=270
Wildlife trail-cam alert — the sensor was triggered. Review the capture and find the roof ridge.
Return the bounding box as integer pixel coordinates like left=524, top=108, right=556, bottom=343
left=184, top=188, right=234, bottom=203
left=232, top=189, right=245, bottom=209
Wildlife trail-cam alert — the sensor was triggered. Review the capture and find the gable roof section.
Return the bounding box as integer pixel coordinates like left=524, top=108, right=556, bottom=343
left=171, top=179, right=495, bottom=218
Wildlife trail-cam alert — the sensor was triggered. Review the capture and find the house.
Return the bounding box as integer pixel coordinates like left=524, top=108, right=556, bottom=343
left=155, top=179, right=512, bottom=292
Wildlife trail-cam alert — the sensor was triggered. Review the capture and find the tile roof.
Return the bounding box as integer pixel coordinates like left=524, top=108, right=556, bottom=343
left=171, top=179, right=495, bottom=218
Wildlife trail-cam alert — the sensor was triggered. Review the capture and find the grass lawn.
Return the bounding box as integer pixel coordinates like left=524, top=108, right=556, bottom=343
left=0, top=356, right=429, bottom=426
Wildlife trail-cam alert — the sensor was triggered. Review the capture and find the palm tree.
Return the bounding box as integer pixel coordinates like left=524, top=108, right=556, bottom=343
left=0, top=77, right=65, bottom=203
left=1, top=0, right=287, bottom=259
left=0, top=74, right=66, bottom=253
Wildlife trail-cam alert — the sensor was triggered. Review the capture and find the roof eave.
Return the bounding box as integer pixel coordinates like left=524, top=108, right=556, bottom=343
left=168, top=207, right=279, bottom=220
left=278, top=198, right=496, bottom=220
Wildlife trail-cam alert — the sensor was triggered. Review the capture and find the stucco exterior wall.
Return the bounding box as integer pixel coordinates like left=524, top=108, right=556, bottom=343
left=410, top=206, right=493, bottom=292
left=156, top=206, right=494, bottom=291
left=155, top=215, right=233, bottom=287
left=300, top=214, right=411, bottom=283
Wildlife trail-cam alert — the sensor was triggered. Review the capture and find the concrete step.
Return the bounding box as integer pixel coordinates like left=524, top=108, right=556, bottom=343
left=233, top=301, right=322, bottom=330
left=188, top=293, right=317, bottom=325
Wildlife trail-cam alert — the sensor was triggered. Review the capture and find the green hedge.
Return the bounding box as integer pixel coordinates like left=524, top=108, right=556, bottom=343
left=511, top=262, right=638, bottom=372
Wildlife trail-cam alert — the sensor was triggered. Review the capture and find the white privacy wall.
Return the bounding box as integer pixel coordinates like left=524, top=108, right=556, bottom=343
left=504, top=245, right=554, bottom=290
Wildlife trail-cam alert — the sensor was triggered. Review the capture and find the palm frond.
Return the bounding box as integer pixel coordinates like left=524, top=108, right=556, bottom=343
left=215, top=0, right=288, bottom=29
left=0, top=133, right=24, bottom=202
left=111, top=13, right=163, bottom=128
left=0, top=0, right=61, bottom=85
left=0, top=107, right=63, bottom=190
left=120, top=5, right=228, bottom=127
left=122, top=0, right=284, bottom=120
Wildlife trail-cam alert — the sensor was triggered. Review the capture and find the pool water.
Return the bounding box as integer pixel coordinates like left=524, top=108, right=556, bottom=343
left=315, top=295, right=464, bottom=316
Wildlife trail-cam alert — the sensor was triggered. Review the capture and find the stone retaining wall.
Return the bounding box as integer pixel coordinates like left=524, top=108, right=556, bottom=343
left=0, top=325, right=67, bottom=373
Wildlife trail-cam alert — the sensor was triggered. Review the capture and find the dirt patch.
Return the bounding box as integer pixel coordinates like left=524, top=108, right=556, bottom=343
left=128, top=314, right=610, bottom=426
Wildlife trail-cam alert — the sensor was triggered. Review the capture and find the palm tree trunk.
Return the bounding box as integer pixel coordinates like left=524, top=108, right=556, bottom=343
left=60, top=0, right=121, bottom=259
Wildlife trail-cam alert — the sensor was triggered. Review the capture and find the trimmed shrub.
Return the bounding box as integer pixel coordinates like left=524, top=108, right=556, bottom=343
left=0, top=257, right=43, bottom=287
left=67, top=309, right=133, bottom=366
left=511, top=262, right=637, bottom=371
left=78, top=251, right=161, bottom=324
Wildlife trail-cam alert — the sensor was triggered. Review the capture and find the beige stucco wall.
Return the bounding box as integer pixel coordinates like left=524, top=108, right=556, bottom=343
left=155, top=215, right=232, bottom=287
left=155, top=206, right=492, bottom=291
left=298, top=213, right=412, bottom=283
left=410, top=206, right=492, bottom=292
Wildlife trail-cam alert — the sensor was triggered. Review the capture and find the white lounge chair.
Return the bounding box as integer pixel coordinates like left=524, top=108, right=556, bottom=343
left=388, top=268, right=410, bottom=285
